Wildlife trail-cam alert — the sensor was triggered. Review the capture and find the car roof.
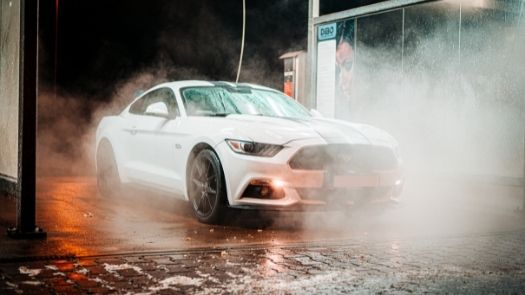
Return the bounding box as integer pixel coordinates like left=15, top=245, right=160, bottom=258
left=149, top=80, right=278, bottom=93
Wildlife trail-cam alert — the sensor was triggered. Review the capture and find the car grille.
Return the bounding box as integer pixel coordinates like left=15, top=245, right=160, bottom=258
left=288, top=144, right=398, bottom=173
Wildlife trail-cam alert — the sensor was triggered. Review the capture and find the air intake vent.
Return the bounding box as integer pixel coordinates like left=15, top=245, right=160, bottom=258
left=289, top=144, right=397, bottom=173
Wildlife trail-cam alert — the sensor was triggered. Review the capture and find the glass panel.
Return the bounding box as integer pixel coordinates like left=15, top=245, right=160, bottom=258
left=401, top=1, right=463, bottom=175
left=352, top=10, right=403, bottom=126
left=314, top=0, right=525, bottom=178
left=457, top=0, right=525, bottom=177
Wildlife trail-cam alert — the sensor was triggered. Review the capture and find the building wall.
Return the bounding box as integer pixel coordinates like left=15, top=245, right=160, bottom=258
left=0, top=0, right=20, bottom=181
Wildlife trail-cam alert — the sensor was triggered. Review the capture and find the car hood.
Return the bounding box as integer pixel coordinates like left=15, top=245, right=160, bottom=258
left=221, top=115, right=397, bottom=147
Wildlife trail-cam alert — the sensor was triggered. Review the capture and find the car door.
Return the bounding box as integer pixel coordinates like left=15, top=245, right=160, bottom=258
left=125, top=88, right=184, bottom=194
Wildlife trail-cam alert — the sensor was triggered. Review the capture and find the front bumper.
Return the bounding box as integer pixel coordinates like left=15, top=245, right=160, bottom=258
left=216, top=138, right=403, bottom=211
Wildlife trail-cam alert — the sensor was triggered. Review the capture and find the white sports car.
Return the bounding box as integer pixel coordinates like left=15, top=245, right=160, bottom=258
left=96, top=81, right=403, bottom=223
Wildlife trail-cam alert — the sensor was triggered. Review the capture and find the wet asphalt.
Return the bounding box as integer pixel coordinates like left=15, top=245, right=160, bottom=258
left=0, top=176, right=523, bottom=259
left=1, top=177, right=525, bottom=293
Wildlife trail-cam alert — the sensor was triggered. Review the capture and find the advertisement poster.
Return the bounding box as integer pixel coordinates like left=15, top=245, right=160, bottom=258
left=316, top=19, right=355, bottom=119
left=334, top=19, right=355, bottom=119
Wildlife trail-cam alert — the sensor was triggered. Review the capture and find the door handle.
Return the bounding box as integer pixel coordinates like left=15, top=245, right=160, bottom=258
left=130, top=126, right=137, bottom=135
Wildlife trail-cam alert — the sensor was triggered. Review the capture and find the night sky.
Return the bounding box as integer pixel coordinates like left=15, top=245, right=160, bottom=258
left=38, top=0, right=309, bottom=100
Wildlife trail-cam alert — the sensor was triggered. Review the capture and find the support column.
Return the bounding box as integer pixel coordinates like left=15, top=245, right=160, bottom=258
left=7, top=0, right=46, bottom=239
left=306, top=0, right=319, bottom=109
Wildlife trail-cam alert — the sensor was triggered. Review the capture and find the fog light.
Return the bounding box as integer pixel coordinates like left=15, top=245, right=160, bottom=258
left=250, top=179, right=271, bottom=186
left=242, top=179, right=285, bottom=199
left=395, top=179, right=402, bottom=186
left=260, top=186, right=270, bottom=197
left=272, top=179, right=285, bottom=188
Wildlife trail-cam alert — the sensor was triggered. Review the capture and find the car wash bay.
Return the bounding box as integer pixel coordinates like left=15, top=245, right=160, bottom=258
left=1, top=0, right=525, bottom=293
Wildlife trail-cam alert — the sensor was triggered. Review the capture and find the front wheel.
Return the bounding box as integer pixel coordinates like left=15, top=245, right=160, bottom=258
left=188, top=149, right=226, bottom=224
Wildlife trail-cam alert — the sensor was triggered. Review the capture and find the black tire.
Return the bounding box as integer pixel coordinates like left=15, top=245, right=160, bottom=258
left=96, top=140, right=121, bottom=198
left=188, top=149, right=226, bottom=224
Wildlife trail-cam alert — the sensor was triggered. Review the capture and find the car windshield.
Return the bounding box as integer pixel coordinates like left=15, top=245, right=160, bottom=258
left=181, top=86, right=311, bottom=118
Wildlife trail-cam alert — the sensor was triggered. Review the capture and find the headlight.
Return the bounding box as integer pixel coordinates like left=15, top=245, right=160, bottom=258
left=226, top=139, right=283, bottom=157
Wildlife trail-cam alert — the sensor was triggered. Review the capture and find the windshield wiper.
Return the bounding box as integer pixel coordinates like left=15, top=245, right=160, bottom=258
left=206, top=112, right=234, bottom=117
left=205, top=112, right=265, bottom=117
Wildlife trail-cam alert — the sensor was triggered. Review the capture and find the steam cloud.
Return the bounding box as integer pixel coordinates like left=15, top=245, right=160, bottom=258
left=296, top=3, right=525, bottom=237
left=37, top=70, right=168, bottom=176
left=35, top=1, right=524, bottom=240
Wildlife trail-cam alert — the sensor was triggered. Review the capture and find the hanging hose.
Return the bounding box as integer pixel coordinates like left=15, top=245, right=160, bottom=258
left=236, top=0, right=246, bottom=83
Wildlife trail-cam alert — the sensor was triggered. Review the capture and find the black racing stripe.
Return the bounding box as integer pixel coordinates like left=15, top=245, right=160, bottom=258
left=273, top=117, right=372, bottom=144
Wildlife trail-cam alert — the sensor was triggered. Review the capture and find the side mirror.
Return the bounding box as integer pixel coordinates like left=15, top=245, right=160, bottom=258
left=145, top=102, right=173, bottom=119
left=310, top=109, right=323, bottom=118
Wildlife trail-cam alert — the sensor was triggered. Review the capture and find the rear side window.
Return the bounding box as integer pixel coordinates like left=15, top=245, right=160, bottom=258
left=129, top=88, right=180, bottom=116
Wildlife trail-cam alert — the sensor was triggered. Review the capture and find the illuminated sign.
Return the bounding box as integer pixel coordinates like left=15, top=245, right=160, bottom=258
left=317, top=23, right=336, bottom=41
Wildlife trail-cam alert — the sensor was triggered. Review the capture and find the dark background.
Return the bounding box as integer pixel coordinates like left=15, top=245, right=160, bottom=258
left=33, top=0, right=397, bottom=176
left=38, top=0, right=310, bottom=100
left=37, top=0, right=315, bottom=176
left=37, top=0, right=390, bottom=100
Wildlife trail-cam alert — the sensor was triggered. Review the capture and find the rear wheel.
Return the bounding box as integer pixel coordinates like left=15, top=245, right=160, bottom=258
left=96, top=140, right=121, bottom=198
left=188, top=149, right=226, bottom=224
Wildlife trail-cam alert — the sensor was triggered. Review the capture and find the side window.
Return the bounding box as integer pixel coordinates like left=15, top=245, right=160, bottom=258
left=129, top=88, right=180, bottom=117
left=129, top=91, right=159, bottom=115
left=129, top=95, right=147, bottom=115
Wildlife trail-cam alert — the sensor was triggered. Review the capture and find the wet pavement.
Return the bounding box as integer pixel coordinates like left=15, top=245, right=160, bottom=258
left=1, top=230, right=525, bottom=294
left=0, top=176, right=524, bottom=293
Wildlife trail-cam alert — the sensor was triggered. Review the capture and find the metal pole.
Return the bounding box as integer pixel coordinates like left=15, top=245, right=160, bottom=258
left=7, top=0, right=46, bottom=239
left=307, top=0, right=319, bottom=109
left=401, top=8, right=405, bottom=76
left=518, top=0, right=525, bottom=215
left=400, top=8, right=405, bottom=131
left=54, top=0, right=59, bottom=101
left=520, top=0, right=525, bottom=214
left=458, top=3, right=462, bottom=66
